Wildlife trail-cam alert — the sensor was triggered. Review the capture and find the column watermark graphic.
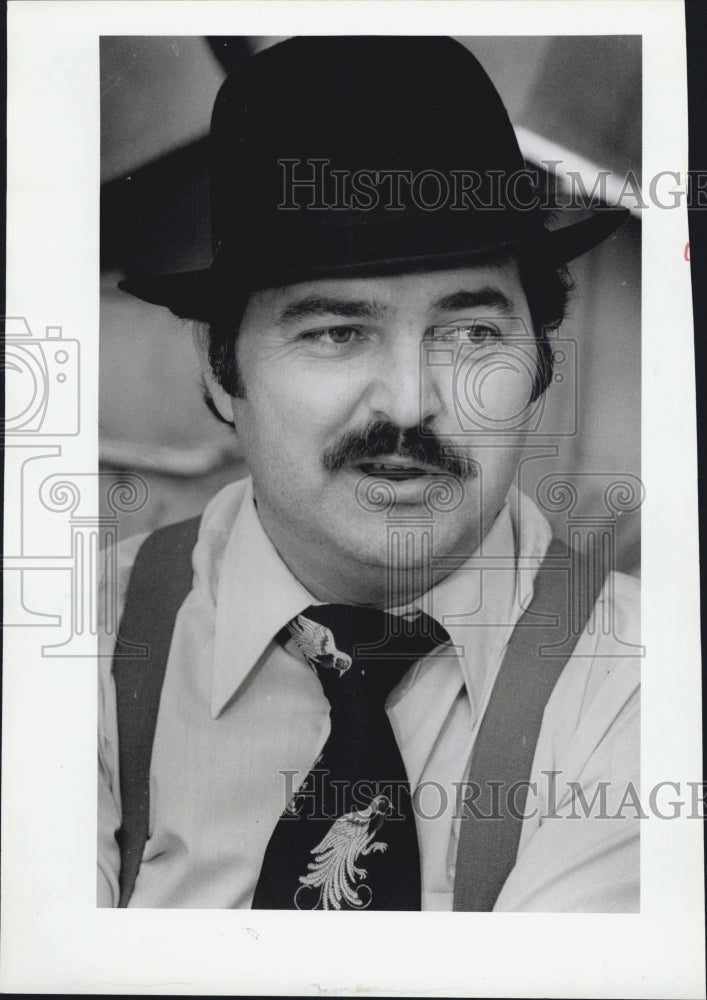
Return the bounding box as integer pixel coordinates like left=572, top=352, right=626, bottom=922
left=533, top=471, right=644, bottom=655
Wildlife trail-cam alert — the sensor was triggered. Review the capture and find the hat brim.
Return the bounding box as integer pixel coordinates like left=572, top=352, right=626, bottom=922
left=118, top=208, right=630, bottom=321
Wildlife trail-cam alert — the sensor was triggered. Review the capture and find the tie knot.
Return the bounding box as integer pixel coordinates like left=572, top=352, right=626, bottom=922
left=281, top=604, right=450, bottom=702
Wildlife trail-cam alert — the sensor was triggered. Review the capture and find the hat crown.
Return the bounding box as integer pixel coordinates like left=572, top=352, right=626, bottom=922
left=211, top=35, right=521, bottom=159
left=209, top=36, right=529, bottom=261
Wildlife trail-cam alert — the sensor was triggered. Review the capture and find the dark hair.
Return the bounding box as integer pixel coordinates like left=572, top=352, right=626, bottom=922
left=203, top=256, right=573, bottom=423
left=518, top=256, right=574, bottom=399
left=206, top=303, right=249, bottom=400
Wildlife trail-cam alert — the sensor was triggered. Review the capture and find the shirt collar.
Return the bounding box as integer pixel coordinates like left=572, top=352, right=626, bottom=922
left=210, top=478, right=315, bottom=718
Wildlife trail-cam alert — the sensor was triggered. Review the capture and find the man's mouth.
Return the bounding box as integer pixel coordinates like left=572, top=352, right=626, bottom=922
left=356, top=460, right=441, bottom=480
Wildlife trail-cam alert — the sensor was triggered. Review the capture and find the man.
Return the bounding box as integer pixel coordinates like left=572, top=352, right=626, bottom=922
left=98, top=36, right=639, bottom=911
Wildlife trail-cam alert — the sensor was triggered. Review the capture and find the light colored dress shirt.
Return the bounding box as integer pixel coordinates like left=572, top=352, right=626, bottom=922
left=98, top=477, right=640, bottom=911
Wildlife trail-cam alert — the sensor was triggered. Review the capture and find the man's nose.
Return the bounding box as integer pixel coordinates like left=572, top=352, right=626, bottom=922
left=365, top=333, right=443, bottom=428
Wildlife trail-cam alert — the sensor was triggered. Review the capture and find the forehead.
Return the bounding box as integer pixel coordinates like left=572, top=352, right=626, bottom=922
left=241, top=259, right=529, bottom=326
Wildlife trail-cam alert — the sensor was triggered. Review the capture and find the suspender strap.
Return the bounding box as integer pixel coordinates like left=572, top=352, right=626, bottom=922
left=452, top=537, right=607, bottom=911
left=112, top=515, right=201, bottom=908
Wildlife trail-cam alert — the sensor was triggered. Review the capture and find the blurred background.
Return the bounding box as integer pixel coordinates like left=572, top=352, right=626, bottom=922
left=100, top=35, right=641, bottom=573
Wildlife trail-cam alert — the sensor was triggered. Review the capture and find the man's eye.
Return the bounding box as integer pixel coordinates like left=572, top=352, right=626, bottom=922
left=301, top=326, right=361, bottom=346
left=433, top=322, right=501, bottom=343
left=456, top=322, right=501, bottom=343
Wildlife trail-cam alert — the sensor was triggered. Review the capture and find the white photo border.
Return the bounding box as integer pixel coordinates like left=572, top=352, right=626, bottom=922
left=2, top=1, right=704, bottom=996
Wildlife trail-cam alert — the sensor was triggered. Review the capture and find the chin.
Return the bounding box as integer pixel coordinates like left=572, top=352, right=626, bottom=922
left=343, top=516, right=470, bottom=573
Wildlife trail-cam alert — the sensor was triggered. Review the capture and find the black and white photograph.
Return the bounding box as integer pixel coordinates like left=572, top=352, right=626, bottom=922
left=2, top=2, right=704, bottom=996
left=98, top=32, right=642, bottom=913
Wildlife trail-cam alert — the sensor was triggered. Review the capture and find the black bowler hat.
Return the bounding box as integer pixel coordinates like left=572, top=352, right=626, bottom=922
left=119, top=36, right=628, bottom=319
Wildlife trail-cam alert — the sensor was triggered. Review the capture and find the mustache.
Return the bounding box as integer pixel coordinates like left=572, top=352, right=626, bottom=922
left=322, top=421, right=478, bottom=479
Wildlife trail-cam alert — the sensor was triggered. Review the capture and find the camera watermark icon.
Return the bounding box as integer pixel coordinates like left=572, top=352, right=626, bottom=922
left=420, top=319, right=577, bottom=439
left=2, top=317, right=80, bottom=436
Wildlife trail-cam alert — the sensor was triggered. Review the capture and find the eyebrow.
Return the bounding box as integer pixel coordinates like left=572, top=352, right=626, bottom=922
left=430, top=287, right=516, bottom=314
left=276, top=295, right=392, bottom=324
left=275, top=285, right=516, bottom=325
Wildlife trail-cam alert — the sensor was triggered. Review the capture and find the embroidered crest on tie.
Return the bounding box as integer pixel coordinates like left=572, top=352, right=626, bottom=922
left=295, top=795, right=391, bottom=911
left=251, top=604, right=451, bottom=911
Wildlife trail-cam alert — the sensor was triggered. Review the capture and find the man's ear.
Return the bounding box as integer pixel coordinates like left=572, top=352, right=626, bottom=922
left=192, top=322, right=236, bottom=425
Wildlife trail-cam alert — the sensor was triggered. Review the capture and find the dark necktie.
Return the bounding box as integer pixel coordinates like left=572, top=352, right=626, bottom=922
left=251, top=604, right=450, bottom=911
